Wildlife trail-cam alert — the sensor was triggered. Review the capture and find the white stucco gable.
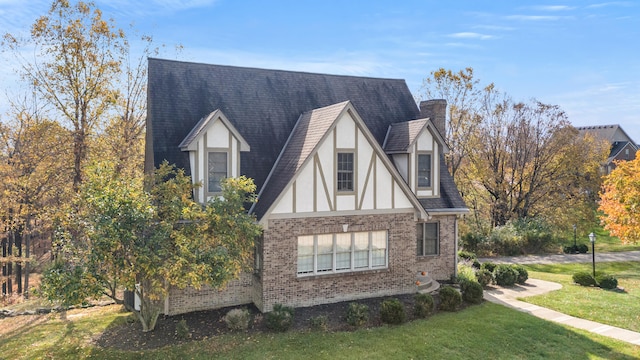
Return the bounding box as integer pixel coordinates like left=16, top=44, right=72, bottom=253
left=179, top=109, right=250, bottom=203
left=257, top=101, right=427, bottom=225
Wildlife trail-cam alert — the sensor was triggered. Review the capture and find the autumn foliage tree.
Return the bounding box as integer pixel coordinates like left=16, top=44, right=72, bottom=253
left=40, top=162, right=262, bottom=331
left=599, top=153, right=640, bottom=244
left=420, top=68, right=609, bottom=236
left=3, top=0, right=126, bottom=190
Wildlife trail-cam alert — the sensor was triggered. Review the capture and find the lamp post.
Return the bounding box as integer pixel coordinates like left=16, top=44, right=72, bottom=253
left=573, top=224, right=577, bottom=252
left=589, top=232, right=596, bottom=278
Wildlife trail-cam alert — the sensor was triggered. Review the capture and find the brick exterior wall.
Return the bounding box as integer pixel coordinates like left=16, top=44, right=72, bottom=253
left=165, top=272, right=254, bottom=315
left=416, top=215, right=457, bottom=281
left=256, top=213, right=419, bottom=312
left=165, top=212, right=458, bottom=315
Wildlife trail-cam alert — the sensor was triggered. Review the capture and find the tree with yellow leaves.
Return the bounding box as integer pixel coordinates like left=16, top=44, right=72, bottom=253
left=599, top=153, right=640, bottom=244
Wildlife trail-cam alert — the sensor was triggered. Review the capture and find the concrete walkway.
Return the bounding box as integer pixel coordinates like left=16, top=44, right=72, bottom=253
left=481, top=253, right=640, bottom=346
left=479, top=250, right=640, bottom=265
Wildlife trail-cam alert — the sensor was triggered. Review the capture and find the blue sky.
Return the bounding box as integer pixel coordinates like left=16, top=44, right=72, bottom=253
left=1, top=0, right=638, bottom=142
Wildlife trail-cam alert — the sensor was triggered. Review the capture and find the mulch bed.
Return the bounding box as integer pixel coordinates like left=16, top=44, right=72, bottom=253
left=94, top=291, right=469, bottom=351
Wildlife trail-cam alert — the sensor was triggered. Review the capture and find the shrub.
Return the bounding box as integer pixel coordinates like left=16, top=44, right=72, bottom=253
left=577, top=244, right=589, bottom=254
left=438, top=286, right=462, bottom=312
left=494, top=264, right=518, bottom=287
left=596, top=274, right=618, bottom=290
left=175, top=319, right=191, bottom=340
left=458, top=250, right=477, bottom=262
left=461, top=280, right=484, bottom=304
left=346, top=302, right=369, bottom=327
left=563, top=245, right=577, bottom=254
left=265, top=303, right=294, bottom=332
left=460, top=232, right=487, bottom=254
left=511, top=264, right=529, bottom=285
left=309, top=315, right=328, bottom=331
left=573, top=272, right=596, bottom=286
left=379, top=298, right=406, bottom=325
left=480, top=261, right=497, bottom=273
left=476, top=268, right=494, bottom=287
left=414, top=293, right=434, bottom=318
left=223, top=308, right=251, bottom=331
left=456, top=264, right=477, bottom=285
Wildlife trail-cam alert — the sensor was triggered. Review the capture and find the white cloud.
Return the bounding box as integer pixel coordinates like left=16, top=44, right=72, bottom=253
left=530, top=5, right=575, bottom=11
left=448, top=32, right=494, bottom=40
left=505, top=15, right=569, bottom=21
left=586, top=2, right=634, bottom=9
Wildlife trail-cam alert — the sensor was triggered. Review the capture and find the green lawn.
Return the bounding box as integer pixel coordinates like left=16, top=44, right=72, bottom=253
left=1, top=302, right=639, bottom=359
left=523, top=261, right=640, bottom=332
left=592, top=228, right=640, bottom=252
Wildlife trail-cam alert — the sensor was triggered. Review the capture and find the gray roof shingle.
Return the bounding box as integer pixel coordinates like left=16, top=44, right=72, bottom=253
left=146, top=58, right=467, bottom=219
left=383, top=119, right=428, bottom=153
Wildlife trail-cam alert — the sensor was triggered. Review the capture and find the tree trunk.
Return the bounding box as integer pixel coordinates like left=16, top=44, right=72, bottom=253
left=1, top=236, right=6, bottom=295
left=15, top=227, right=22, bottom=294
left=24, top=215, right=31, bottom=299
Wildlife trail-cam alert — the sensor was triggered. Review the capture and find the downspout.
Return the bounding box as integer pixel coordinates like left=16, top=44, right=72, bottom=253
left=454, top=216, right=459, bottom=279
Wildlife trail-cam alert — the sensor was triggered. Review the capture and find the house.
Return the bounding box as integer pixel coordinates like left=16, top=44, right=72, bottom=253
left=145, top=58, right=468, bottom=315
left=577, top=125, right=638, bottom=173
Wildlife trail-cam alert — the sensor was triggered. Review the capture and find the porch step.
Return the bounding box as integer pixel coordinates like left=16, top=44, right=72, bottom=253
left=416, top=272, right=440, bottom=294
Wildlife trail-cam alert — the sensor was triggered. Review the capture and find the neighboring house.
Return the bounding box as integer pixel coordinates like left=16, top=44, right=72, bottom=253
left=577, top=124, right=638, bottom=174
left=145, top=58, right=468, bottom=315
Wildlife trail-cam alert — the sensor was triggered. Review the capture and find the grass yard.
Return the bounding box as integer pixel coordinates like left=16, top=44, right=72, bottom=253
left=1, top=302, right=639, bottom=359
left=523, top=261, right=640, bottom=332
left=592, top=228, right=640, bottom=253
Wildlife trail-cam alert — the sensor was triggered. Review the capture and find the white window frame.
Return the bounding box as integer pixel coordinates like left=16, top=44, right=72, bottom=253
left=417, top=222, right=439, bottom=256
left=207, top=150, right=228, bottom=194
left=297, top=230, right=388, bottom=276
left=336, top=151, right=355, bottom=193
left=416, top=152, right=432, bottom=189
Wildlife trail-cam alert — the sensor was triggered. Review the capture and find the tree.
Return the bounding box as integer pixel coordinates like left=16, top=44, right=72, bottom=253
left=419, top=68, right=485, bottom=178
left=599, top=154, right=640, bottom=244
left=40, top=162, right=262, bottom=331
left=0, top=98, right=72, bottom=298
left=3, top=0, right=126, bottom=190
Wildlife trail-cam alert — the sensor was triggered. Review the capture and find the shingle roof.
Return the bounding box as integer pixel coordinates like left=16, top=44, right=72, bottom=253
left=383, top=119, right=428, bottom=153
left=147, top=58, right=420, bottom=195
left=146, top=58, right=467, bottom=219
left=253, top=101, right=349, bottom=218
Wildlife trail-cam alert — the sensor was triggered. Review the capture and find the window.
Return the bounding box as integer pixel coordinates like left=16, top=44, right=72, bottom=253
left=297, top=231, right=388, bottom=276
left=417, top=153, right=431, bottom=188
left=417, top=222, right=439, bottom=256
left=208, top=151, right=227, bottom=193
left=337, top=152, right=354, bottom=192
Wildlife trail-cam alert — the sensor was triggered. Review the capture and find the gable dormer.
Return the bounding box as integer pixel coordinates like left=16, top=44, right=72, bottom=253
left=383, top=119, right=447, bottom=198
left=179, top=109, right=250, bottom=203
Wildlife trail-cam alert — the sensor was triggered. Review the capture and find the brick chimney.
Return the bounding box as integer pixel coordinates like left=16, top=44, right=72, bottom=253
left=419, top=99, right=447, bottom=138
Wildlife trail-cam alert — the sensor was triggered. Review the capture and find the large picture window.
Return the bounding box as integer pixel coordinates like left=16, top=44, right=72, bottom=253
left=297, top=230, right=388, bottom=275
left=417, top=153, right=432, bottom=188
left=417, top=222, right=439, bottom=256
left=208, top=151, right=228, bottom=193
left=337, top=152, right=354, bottom=192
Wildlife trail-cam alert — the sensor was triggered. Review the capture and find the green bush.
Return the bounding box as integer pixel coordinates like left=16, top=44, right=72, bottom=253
left=511, top=264, right=529, bottom=285
left=223, top=308, right=251, bottom=331
left=414, top=293, right=434, bottom=318
left=480, top=261, right=497, bottom=273
left=438, top=286, right=462, bottom=312
left=265, top=303, right=294, bottom=332
left=596, top=274, right=618, bottom=290
left=563, top=245, right=577, bottom=254
left=494, top=264, right=518, bottom=286
left=476, top=268, right=494, bottom=287
left=175, top=319, right=191, bottom=340
left=309, top=315, right=328, bottom=331
left=460, top=232, right=487, bottom=254
left=346, top=302, right=369, bottom=327
left=573, top=272, right=596, bottom=286
left=461, top=280, right=484, bottom=304
left=458, top=250, right=477, bottom=262
left=456, top=264, right=477, bottom=285
left=379, top=298, right=406, bottom=325
left=577, top=244, right=589, bottom=254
